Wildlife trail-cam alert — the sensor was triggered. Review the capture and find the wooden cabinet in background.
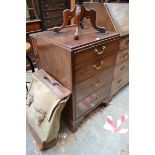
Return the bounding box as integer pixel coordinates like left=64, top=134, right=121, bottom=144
left=39, top=0, right=70, bottom=30
left=30, top=26, right=119, bottom=132
left=84, top=2, right=129, bottom=95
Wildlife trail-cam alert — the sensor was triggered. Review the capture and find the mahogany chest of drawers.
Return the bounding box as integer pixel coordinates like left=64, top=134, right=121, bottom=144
left=84, top=2, right=129, bottom=95
left=30, top=26, right=119, bottom=132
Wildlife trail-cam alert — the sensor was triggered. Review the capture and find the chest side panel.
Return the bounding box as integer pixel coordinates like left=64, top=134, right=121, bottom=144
left=32, top=37, right=72, bottom=90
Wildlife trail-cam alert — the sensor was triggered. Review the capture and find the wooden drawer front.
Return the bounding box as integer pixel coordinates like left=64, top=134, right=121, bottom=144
left=75, top=66, right=114, bottom=103
left=75, top=54, right=116, bottom=84
left=113, top=60, right=129, bottom=78
left=43, top=17, right=63, bottom=28
left=76, top=82, right=111, bottom=119
left=42, top=10, right=63, bottom=19
left=120, top=36, right=129, bottom=50
left=74, top=40, right=119, bottom=67
left=111, top=71, right=129, bottom=93
left=26, top=22, right=41, bottom=32
left=116, top=49, right=129, bottom=65
left=41, top=1, right=66, bottom=11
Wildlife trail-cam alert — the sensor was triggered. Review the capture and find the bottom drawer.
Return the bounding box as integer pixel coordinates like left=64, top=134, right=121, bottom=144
left=76, top=82, right=111, bottom=119
left=111, top=71, right=129, bottom=95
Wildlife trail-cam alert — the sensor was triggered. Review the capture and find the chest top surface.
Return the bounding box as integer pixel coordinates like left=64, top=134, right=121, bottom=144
left=31, top=26, right=119, bottom=51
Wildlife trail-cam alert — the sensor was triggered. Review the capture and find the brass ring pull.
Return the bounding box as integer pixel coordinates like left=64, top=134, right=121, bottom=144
left=93, top=61, right=103, bottom=70
left=94, top=46, right=106, bottom=55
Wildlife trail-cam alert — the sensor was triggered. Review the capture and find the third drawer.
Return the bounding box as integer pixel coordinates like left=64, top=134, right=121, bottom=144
left=75, top=66, right=114, bottom=103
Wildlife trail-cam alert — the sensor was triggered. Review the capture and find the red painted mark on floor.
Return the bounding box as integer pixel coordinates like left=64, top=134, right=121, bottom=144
left=104, top=114, right=128, bottom=134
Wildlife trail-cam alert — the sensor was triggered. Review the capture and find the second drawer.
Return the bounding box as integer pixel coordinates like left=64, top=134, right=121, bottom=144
left=75, top=54, right=116, bottom=84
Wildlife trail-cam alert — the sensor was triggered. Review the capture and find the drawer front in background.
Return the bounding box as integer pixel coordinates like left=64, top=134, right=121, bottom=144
left=75, top=54, right=116, bottom=84
left=76, top=82, right=111, bottom=119
left=111, top=71, right=129, bottom=94
left=43, top=17, right=63, bottom=28
left=116, top=49, right=129, bottom=65
left=120, top=36, right=129, bottom=50
left=74, top=39, right=119, bottom=67
left=75, top=66, right=114, bottom=102
left=26, top=22, right=41, bottom=32
left=113, top=60, right=129, bottom=78
left=42, top=10, right=63, bottom=19
left=41, top=1, right=66, bottom=11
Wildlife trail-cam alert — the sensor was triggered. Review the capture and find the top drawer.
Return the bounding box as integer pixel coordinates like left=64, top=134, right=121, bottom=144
left=120, top=36, right=129, bottom=50
left=74, top=39, right=119, bottom=67
left=41, top=1, right=66, bottom=11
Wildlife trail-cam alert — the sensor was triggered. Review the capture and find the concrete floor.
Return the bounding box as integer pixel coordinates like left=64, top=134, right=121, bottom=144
left=26, top=72, right=129, bottom=155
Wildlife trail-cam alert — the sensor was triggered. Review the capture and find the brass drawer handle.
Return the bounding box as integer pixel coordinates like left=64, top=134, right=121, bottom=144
left=91, top=80, right=100, bottom=87
left=93, top=61, right=103, bottom=70
left=94, top=46, right=106, bottom=55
